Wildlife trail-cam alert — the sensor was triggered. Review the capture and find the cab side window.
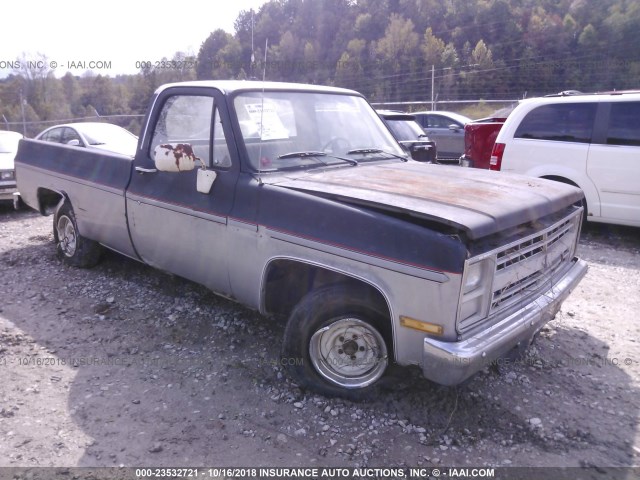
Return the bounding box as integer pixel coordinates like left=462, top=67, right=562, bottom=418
left=149, top=95, right=213, bottom=166
left=606, top=102, right=640, bottom=146
left=429, top=115, right=454, bottom=129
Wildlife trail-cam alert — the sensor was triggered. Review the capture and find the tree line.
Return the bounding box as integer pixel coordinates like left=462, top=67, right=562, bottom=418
left=2, top=0, right=639, bottom=137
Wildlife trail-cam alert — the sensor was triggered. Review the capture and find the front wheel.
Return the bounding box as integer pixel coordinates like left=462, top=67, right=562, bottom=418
left=282, top=284, right=391, bottom=399
left=53, top=201, right=102, bottom=268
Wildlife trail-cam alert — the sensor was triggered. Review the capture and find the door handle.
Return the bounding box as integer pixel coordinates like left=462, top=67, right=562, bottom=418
left=135, top=167, right=158, bottom=174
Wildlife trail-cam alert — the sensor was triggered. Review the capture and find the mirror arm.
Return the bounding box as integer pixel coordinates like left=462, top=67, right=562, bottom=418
left=135, top=166, right=158, bottom=174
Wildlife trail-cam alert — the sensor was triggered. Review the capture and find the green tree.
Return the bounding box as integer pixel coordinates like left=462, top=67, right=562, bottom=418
left=197, top=30, right=239, bottom=79
left=375, top=14, right=419, bottom=100
left=335, top=39, right=370, bottom=93
left=422, top=28, right=446, bottom=68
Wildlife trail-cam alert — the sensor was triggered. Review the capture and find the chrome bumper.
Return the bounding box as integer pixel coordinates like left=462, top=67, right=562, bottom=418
left=0, top=185, right=18, bottom=202
left=422, top=257, right=588, bottom=386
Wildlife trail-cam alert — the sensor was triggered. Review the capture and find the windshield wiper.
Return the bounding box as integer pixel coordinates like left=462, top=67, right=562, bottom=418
left=324, top=154, right=358, bottom=166
left=347, top=148, right=409, bottom=162
left=278, top=151, right=327, bottom=159
left=278, top=150, right=359, bottom=166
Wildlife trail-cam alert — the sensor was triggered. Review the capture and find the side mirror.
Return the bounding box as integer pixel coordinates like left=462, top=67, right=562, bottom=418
left=196, top=169, right=217, bottom=194
left=448, top=124, right=461, bottom=132
left=153, top=143, right=202, bottom=172
left=66, top=139, right=81, bottom=147
left=152, top=142, right=217, bottom=194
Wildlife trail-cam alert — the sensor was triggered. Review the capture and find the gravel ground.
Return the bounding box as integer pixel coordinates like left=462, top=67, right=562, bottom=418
left=0, top=205, right=639, bottom=471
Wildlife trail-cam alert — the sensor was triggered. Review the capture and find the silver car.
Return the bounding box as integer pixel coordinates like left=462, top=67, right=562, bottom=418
left=36, top=122, right=138, bottom=157
left=412, top=111, right=471, bottom=160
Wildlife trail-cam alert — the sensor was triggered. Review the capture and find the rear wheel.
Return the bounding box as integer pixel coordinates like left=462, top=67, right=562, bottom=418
left=53, top=202, right=102, bottom=268
left=282, top=284, right=390, bottom=399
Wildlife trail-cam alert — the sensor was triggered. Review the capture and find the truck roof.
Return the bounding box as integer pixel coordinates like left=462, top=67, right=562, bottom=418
left=154, top=80, right=360, bottom=96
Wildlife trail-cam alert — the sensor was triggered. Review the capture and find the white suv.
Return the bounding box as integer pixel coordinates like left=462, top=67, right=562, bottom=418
left=490, top=92, right=640, bottom=227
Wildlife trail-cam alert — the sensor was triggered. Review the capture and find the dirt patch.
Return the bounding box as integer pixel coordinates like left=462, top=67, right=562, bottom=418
left=1, top=205, right=639, bottom=470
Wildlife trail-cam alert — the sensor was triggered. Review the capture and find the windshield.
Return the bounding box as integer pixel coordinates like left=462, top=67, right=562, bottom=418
left=78, top=123, right=137, bottom=143
left=233, top=91, right=405, bottom=171
left=77, top=123, right=138, bottom=154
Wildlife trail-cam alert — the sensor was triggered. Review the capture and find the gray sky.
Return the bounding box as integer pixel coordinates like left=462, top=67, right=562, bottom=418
left=0, top=0, right=269, bottom=78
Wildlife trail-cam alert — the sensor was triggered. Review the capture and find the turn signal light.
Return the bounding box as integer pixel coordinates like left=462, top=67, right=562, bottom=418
left=400, top=316, right=444, bottom=335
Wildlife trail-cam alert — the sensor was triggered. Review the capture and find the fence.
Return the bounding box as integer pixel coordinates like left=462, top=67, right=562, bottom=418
left=371, top=98, right=520, bottom=116
left=1, top=113, right=145, bottom=138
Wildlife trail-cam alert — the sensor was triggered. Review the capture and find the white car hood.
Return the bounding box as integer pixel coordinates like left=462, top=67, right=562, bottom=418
left=0, top=151, right=16, bottom=170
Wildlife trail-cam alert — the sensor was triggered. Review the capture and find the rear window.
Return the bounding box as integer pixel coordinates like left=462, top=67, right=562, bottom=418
left=385, top=119, right=425, bottom=142
left=606, top=102, right=640, bottom=146
left=515, top=103, right=596, bottom=143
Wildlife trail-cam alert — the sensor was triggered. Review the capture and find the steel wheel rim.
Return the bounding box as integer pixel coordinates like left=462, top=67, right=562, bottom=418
left=309, top=317, right=388, bottom=388
left=57, top=215, right=77, bottom=257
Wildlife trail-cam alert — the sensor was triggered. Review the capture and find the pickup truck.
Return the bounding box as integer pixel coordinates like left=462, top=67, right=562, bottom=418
left=15, top=81, right=588, bottom=399
left=458, top=117, right=506, bottom=169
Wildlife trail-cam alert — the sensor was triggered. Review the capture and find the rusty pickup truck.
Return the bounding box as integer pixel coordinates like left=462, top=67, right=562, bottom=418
left=15, top=81, right=588, bottom=399
left=458, top=117, right=506, bottom=169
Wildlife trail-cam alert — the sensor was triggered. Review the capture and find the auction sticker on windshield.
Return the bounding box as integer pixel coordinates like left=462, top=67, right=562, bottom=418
left=244, top=103, right=290, bottom=140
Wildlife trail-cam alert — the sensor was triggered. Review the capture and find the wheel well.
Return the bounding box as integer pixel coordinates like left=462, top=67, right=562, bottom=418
left=262, top=259, right=390, bottom=319
left=540, top=175, right=579, bottom=188
left=37, top=188, right=64, bottom=216
left=540, top=175, right=588, bottom=216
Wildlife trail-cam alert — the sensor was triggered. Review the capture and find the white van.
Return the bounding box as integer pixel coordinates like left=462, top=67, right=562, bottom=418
left=490, top=92, right=640, bottom=227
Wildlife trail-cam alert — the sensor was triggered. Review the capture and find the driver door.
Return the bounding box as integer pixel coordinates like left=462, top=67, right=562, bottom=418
left=126, top=87, right=237, bottom=296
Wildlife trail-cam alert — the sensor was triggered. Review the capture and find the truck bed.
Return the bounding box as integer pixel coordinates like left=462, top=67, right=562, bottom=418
left=15, top=139, right=136, bottom=258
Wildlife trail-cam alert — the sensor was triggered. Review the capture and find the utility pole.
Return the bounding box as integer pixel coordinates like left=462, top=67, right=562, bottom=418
left=19, top=90, right=26, bottom=136
left=250, top=9, right=255, bottom=79
left=431, top=65, right=435, bottom=111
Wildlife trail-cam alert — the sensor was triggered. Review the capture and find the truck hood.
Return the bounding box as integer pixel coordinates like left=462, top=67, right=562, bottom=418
left=265, top=162, right=583, bottom=240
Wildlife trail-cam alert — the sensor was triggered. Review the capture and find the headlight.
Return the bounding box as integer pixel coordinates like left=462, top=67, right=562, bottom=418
left=463, top=261, right=484, bottom=293
left=1, top=170, right=15, bottom=180
left=457, top=258, right=494, bottom=328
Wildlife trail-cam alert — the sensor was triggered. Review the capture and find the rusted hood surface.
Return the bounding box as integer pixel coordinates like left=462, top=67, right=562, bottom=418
left=266, top=162, right=583, bottom=239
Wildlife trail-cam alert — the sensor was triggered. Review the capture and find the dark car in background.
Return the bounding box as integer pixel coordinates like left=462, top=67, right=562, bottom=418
left=413, top=111, right=471, bottom=161
left=377, top=110, right=436, bottom=162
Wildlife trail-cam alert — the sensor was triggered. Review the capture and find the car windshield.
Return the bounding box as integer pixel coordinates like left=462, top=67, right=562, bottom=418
left=234, top=91, right=405, bottom=171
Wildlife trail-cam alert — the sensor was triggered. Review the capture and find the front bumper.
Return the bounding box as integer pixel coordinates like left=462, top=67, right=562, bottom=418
left=0, top=184, right=18, bottom=202
left=422, top=257, right=588, bottom=386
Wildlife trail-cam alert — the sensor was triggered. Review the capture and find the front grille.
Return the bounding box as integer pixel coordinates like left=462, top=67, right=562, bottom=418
left=458, top=209, right=581, bottom=333
left=490, top=216, right=576, bottom=312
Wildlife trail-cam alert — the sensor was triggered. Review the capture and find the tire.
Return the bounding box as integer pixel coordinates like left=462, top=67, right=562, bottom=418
left=282, top=284, right=391, bottom=400
left=53, top=201, right=102, bottom=268
left=580, top=196, right=589, bottom=227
